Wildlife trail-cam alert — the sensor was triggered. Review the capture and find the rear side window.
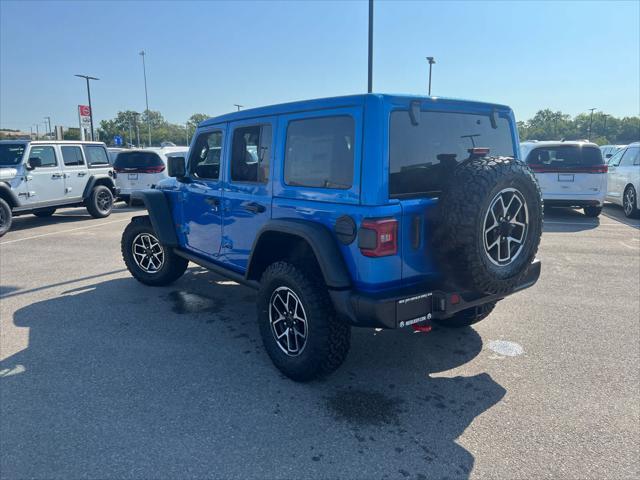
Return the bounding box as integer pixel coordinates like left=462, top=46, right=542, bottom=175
left=284, top=116, right=354, bottom=189
left=61, top=146, right=85, bottom=166
left=189, top=130, right=223, bottom=180
left=230, top=124, right=271, bottom=183
left=113, top=151, right=164, bottom=169
left=620, top=146, right=639, bottom=167
left=389, top=110, right=515, bottom=198
left=83, top=145, right=110, bottom=166
left=29, top=146, right=57, bottom=167
left=526, top=146, right=603, bottom=167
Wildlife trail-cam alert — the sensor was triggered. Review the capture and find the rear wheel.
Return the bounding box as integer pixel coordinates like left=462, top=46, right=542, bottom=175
left=33, top=208, right=56, bottom=218
left=86, top=185, right=114, bottom=218
left=121, top=216, right=188, bottom=286
left=583, top=206, right=602, bottom=218
left=433, top=302, right=496, bottom=328
left=257, top=261, right=350, bottom=381
left=623, top=185, right=639, bottom=218
left=0, top=198, right=12, bottom=237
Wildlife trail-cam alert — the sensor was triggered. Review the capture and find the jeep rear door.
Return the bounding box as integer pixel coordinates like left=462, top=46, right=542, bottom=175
left=181, top=128, right=225, bottom=258
left=222, top=119, right=274, bottom=271
left=60, top=145, right=87, bottom=200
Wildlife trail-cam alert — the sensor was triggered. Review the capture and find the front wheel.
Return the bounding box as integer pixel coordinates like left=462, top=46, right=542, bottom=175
left=0, top=198, right=12, bottom=237
left=121, top=216, right=188, bottom=286
left=86, top=185, right=114, bottom=218
left=583, top=206, right=602, bottom=218
left=257, top=262, right=351, bottom=381
left=623, top=185, right=639, bottom=218
left=433, top=302, right=496, bottom=328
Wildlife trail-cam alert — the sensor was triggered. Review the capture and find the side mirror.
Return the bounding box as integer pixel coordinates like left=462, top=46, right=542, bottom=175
left=168, top=156, right=186, bottom=179
left=27, top=157, right=42, bottom=170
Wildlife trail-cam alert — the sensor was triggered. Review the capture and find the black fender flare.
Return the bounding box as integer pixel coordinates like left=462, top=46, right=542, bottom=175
left=82, top=175, right=116, bottom=199
left=246, top=219, right=351, bottom=289
left=0, top=183, right=20, bottom=208
left=131, top=190, right=179, bottom=246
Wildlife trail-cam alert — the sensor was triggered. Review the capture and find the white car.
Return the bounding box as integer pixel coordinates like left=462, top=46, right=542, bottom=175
left=606, top=142, right=640, bottom=218
left=113, top=147, right=188, bottom=204
left=520, top=140, right=607, bottom=217
left=600, top=144, right=625, bottom=162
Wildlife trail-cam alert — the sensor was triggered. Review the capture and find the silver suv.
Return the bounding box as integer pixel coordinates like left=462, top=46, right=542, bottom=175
left=0, top=140, right=117, bottom=236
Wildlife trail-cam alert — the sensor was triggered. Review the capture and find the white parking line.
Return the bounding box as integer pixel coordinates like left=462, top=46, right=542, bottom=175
left=0, top=218, right=129, bottom=245
left=545, top=221, right=640, bottom=228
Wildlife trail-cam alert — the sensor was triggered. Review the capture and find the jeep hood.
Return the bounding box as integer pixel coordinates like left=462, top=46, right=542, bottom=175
left=0, top=167, right=18, bottom=180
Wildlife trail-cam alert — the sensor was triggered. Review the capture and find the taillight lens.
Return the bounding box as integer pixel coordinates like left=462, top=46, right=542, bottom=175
left=114, top=165, right=165, bottom=174
left=528, top=164, right=608, bottom=174
left=359, top=218, right=398, bottom=257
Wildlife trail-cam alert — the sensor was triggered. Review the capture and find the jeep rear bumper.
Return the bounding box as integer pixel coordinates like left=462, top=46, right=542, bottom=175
left=330, top=259, right=541, bottom=329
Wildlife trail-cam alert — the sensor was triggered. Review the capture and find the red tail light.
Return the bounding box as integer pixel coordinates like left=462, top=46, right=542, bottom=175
left=114, top=165, right=165, bottom=174
left=528, top=164, right=607, bottom=174
left=359, top=218, right=398, bottom=257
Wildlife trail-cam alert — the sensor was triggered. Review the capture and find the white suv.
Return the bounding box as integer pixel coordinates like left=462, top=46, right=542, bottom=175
left=0, top=140, right=116, bottom=236
left=606, top=142, right=640, bottom=218
left=520, top=140, right=607, bottom=217
left=112, top=147, right=188, bottom=204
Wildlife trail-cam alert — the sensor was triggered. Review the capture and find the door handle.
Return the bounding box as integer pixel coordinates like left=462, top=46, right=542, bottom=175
left=78, top=172, right=87, bottom=177
left=244, top=201, right=266, bottom=214
left=51, top=173, right=63, bottom=179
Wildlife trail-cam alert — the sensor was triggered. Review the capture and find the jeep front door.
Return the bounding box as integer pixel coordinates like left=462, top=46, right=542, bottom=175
left=24, top=145, right=65, bottom=206
left=60, top=145, right=87, bottom=200
left=222, top=121, right=274, bottom=271
left=181, top=128, right=224, bottom=258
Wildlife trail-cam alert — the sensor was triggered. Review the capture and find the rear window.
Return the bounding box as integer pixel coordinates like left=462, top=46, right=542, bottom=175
left=0, top=144, right=26, bottom=166
left=113, top=151, right=164, bottom=169
left=83, top=145, right=110, bottom=167
left=284, top=116, right=354, bottom=189
left=389, top=110, right=515, bottom=198
left=525, top=146, right=603, bottom=168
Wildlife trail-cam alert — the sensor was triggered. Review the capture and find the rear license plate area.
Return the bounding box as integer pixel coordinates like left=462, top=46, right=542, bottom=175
left=557, top=173, right=574, bottom=182
left=397, top=293, right=432, bottom=328
left=128, top=173, right=138, bottom=180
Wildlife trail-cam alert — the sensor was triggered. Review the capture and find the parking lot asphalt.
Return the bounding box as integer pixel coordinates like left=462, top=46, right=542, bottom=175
left=1, top=204, right=638, bottom=480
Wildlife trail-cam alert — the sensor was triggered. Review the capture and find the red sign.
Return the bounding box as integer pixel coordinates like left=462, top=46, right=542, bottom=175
left=78, top=105, right=91, bottom=116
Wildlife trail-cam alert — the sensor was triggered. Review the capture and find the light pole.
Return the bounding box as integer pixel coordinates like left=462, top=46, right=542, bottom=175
left=74, top=74, right=99, bottom=141
left=139, top=50, right=152, bottom=146
left=233, top=104, right=243, bottom=111
left=44, top=116, right=52, bottom=138
left=368, top=0, right=373, bottom=93
left=602, top=113, right=609, bottom=140
left=33, top=124, right=39, bottom=140
left=588, top=107, right=597, bottom=141
left=426, top=57, right=436, bottom=96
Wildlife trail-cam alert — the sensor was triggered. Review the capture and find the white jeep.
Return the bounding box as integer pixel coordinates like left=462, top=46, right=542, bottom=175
left=0, top=140, right=117, bottom=236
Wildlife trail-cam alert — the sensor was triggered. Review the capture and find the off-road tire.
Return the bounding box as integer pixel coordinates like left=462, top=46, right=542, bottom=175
left=434, top=156, right=543, bottom=295
left=0, top=198, right=12, bottom=237
left=433, top=302, right=496, bottom=328
left=86, top=185, right=114, bottom=218
left=583, top=206, right=602, bottom=218
left=33, top=208, right=56, bottom=218
left=257, top=261, right=351, bottom=381
left=623, top=185, right=639, bottom=218
left=121, top=216, right=188, bottom=286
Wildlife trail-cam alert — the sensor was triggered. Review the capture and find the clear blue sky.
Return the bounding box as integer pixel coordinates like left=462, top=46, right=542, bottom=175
left=1, top=0, right=638, bottom=132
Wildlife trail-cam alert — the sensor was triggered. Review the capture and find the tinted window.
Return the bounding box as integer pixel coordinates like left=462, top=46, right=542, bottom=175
left=620, top=147, right=639, bottom=167
left=526, top=146, right=603, bottom=167
left=608, top=148, right=625, bottom=166
left=0, top=144, right=25, bottom=166
left=284, top=116, right=354, bottom=189
left=189, top=130, right=223, bottom=180
left=390, top=110, right=515, bottom=198
left=83, top=145, right=109, bottom=166
left=61, top=146, right=85, bottom=166
left=231, top=124, right=271, bottom=183
left=29, top=146, right=57, bottom=167
left=113, top=151, right=163, bottom=169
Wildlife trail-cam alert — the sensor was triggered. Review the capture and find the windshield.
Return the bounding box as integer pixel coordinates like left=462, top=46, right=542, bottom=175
left=0, top=144, right=26, bottom=167
left=525, top=145, right=603, bottom=167
left=389, top=110, right=515, bottom=198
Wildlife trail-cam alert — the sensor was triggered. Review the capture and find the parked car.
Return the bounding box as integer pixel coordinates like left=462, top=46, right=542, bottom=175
left=520, top=140, right=607, bottom=217
left=600, top=144, right=625, bottom=161
left=112, top=147, right=188, bottom=204
left=606, top=142, right=640, bottom=218
left=121, top=94, right=543, bottom=381
left=107, top=147, right=126, bottom=165
left=0, top=140, right=116, bottom=236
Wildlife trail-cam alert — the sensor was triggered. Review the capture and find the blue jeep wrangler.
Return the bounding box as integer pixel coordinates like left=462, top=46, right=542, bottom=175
left=121, top=94, right=542, bottom=381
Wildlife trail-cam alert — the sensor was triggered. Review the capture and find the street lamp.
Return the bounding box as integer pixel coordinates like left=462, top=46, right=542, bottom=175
left=588, top=107, right=597, bottom=141
left=139, top=50, right=152, bottom=146
left=602, top=113, right=609, bottom=139
left=233, top=104, right=243, bottom=111
left=74, top=74, right=99, bottom=141
left=426, top=57, right=436, bottom=96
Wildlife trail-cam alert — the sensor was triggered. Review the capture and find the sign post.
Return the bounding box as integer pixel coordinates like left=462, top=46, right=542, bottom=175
left=78, top=105, right=91, bottom=141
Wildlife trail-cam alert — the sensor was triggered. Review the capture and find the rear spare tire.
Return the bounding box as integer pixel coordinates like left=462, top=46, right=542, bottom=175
left=435, top=156, right=543, bottom=295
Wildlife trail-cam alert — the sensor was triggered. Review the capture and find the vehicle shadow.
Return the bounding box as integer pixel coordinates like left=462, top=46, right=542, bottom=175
left=542, top=206, right=600, bottom=232
left=602, top=204, right=640, bottom=229
left=0, top=271, right=504, bottom=479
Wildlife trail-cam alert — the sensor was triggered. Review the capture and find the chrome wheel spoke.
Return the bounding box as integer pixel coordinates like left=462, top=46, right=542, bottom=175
left=269, top=286, right=308, bottom=357
left=131, top=233, right=165, bottom=274
left=483, top=188, right=529, bottom=266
